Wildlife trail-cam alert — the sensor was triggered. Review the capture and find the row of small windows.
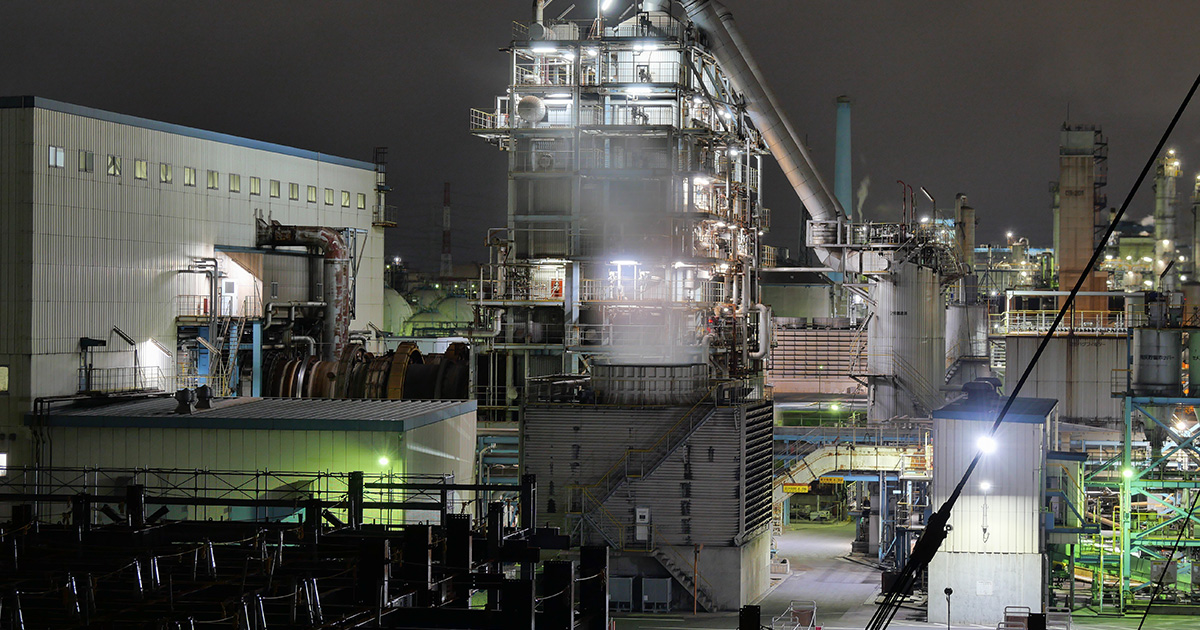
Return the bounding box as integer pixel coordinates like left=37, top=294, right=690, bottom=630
left=50, top=145, right=369, bottom=209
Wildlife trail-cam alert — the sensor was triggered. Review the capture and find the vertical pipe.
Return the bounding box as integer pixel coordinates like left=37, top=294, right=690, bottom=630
left=251, top=322, right=262, bottom=396
left=834, top=96, right=852, bottom=221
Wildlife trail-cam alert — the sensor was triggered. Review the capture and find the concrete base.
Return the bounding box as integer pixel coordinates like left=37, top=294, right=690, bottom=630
left=609, top=530, right=771, bottom=612
left=928, top=551, right=1043, bottom=626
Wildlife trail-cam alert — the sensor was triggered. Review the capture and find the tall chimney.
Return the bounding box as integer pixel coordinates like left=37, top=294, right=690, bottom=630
left=835, top=96, right=853, bottom=222
left=441, top=182, right=453, bottom=278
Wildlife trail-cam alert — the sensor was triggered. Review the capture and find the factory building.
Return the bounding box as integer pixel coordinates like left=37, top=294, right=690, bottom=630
left=0, top=96, right=479, bottom=497
left=8, top=3, right=1200, bottom=628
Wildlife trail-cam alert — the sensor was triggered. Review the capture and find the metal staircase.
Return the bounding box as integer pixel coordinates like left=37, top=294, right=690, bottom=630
left=652, top=546, right=718, bottom=612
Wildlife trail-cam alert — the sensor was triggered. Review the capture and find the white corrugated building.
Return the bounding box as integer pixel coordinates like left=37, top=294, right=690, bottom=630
left=0, top=96, right=388, bottom=471
left=928, top=390, right=1057, bottom=626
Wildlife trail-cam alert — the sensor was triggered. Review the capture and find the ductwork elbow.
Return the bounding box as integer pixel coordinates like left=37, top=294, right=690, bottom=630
left=749, top=303, right=772, bottom=360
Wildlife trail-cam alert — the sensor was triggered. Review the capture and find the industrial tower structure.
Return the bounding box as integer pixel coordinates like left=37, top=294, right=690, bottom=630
left=469, top=0, right=773, bottom=422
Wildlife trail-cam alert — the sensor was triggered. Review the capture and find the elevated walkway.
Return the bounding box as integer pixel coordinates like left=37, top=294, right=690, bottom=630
left=773, top=442, right=929, bottom=505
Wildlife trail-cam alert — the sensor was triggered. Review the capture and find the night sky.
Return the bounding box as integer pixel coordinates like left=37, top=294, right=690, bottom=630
left=5, top=1, right=1200, bottom=270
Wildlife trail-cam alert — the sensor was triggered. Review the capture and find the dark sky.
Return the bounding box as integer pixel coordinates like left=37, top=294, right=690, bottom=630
left=5, top=1, right=1200, bottom=269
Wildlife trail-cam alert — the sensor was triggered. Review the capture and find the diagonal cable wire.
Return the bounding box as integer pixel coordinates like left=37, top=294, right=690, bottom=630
left=867, top=68, right=1200, bottom=630
left=1137, top=489, right=1200, bottom=630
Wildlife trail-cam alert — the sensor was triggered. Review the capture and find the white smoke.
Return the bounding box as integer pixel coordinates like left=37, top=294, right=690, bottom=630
left=855, top=175, right=871, bottom=223
left=1139, top=215, right=1155, bottom=227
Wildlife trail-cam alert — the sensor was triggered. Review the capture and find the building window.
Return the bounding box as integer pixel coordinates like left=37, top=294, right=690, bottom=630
left=270, top=281, right=279, bottom=299
left=207, top=170, right=219, bottom=189
left=230, top=173, right=241, bottom=193
left=160, top=163, right=173, bottom=184
left=307, top=185, right=317, bottom=203
left=78, top=150, right=94, bottom=173
left=184, top=166, right=196, bottom=187
left=48, top=146, right=65, bottom=168
left=269, top=179, right=280, bottom=198
left=289, top=183, right=300, bottom=201
left=249, top=176, right=261, bottom=195
left=341, top=191, right=350, bottom=208
left=0, top=365, right=7, bottom=394
left=106, top=155, right=121, bottom=177
left=135, top=159, right=148, bottom=180
left=325, top=188, right=334, bottom=205
left=357, top=193, right=367, bottom=210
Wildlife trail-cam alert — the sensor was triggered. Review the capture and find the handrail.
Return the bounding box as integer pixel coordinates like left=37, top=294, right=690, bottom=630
left=578, top=386, right=719, bottom=503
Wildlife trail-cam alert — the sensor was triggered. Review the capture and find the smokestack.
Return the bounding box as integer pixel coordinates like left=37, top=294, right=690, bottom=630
left=441, top=182, right=453, bottom=278
left=835, top=96, right=852, bottom=221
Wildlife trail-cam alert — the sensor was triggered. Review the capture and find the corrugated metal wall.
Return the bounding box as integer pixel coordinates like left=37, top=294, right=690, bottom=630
left=12, top=106, right=384, bottom=404
left=1006, top=336, right=1123, bottom=425
left=0, top=109, right=33, bottom=437
left=933, top=416, right=1046, bottom=554
left=47, top=412, right=474, bottom=481
left=524, top=401, right=773, bottom=548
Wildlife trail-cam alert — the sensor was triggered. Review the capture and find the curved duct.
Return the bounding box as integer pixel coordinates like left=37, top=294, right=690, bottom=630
left=682, top=0, right=849, bottom=270
left=749, top=303, right=772, bottom=360
left=256, top=218, right=351, bottom=361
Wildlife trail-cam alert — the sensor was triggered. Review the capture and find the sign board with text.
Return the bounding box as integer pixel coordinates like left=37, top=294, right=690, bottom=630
left=782, top=483, right=810, bottom=494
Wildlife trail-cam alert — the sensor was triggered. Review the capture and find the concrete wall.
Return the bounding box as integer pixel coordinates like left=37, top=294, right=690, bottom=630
left=927, top=552, right=1043, bottom=625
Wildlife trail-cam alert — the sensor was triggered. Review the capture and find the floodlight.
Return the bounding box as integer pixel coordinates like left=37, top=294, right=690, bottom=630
left=977, top=435, right=997, bottom=454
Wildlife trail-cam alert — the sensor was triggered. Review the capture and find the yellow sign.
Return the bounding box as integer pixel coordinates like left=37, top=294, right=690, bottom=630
left=782, top=483, right=810, bottom=494
left=819, top=476, right=845, bottom=485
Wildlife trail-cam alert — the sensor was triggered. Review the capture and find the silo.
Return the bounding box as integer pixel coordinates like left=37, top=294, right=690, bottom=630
left=1131, top=328, right=1183, bottom=396
left=869, top=263, right=945, bottom=420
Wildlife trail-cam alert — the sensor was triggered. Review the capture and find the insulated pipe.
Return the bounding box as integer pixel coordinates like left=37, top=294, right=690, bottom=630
left=749, top=303, right=772, bottom=360
left=256, top=219, right=351, bottom=361
left=682, top=0, right=845, bottom=269
left=455, top=308, right=506, bottom=338
left=292, top=335, right=317, bottom=358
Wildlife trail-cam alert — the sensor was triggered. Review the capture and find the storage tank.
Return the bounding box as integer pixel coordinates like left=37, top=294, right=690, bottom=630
left=1131, top=328, right=1183, bottom=396
left=382, top=287, right=414, bottom=334
left=1188, top=330, right=1200, bottom=396
left=869, top=263, right=945, bottom=420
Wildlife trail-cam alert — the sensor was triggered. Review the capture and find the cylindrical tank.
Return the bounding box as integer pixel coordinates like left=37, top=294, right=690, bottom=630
left=1132, top=328, right=1183, bottom=396
left=869, top=263, right=945, bottom=420
left=1125, top=293, right=1146, bottom=328
left=1188, top=329, right=1200, bottom=397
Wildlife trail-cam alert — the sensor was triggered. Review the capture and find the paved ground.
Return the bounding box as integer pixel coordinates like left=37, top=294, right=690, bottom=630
left=613, top=521, right=1198, bottom=629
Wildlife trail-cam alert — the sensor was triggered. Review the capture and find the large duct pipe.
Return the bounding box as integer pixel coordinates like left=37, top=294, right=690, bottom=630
left=256, top=219, right=351, bottom=361
left=682, top=0, right=845, bottom=269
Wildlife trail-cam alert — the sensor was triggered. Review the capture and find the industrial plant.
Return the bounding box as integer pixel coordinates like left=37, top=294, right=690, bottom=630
left=3, top=1, right=1200, bottom=629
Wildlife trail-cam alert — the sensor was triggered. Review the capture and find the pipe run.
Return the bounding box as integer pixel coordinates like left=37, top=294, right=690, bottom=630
left=291, top=335, right=317, bottom=358
left=256, top=219, right=351, bottom=361
left=456, top=309, right=505, bottom=338
left=264, top=301, right=326, bottom=329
